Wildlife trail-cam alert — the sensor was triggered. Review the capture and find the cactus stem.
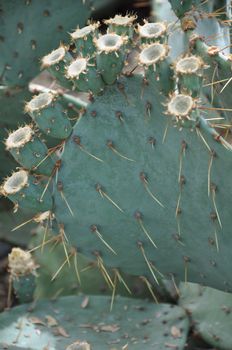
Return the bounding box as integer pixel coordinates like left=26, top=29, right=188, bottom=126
left=96, top=184, right=124, bottom=213
left=107, top=140, right=135, bottom=162
left=140, top=276, right=158, bottom=303
left=91, top=225, right=117, bottom=255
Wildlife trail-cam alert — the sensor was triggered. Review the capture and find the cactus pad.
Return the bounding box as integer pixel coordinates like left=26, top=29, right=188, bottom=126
left=0, top=296, right=189, bottom=349
left=179, top=282, right=232, bottom=350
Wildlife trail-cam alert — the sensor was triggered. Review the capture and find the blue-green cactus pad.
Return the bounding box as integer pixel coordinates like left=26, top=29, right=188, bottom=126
left=53, top=74, right=232, bottom=292
left=0, top=296, right=189, bottom=350
left=179, top=282, right=232, bottom=350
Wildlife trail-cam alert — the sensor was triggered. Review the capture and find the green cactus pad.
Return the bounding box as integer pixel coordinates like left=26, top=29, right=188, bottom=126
left=53, top=73, right=232, bottom=292
left=179, top=282, right=232, bottom=350
left=0, top=296, right=189, bottom=350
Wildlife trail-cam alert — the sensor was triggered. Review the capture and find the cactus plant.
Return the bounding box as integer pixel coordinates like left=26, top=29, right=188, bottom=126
left=2, top=13, right=232, bottom=291
left=1, top=4, right=232, bottom=349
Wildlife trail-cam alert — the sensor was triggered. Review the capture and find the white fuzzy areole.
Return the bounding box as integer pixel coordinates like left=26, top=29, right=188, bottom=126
left=8, top=247, right=36, bottom=277
left=6, top=126, right=33, bottom=150
left=3, top=170, right=28, bottom=195
left=34, top=210, right=51, bottom=223
left=66, top=58, right=87, bottom=79
left=26, top=92, right=53, bottom=112
left=139, top=43, right=167, bottom=65
left=105, top=14, right=136, bottom=26
left=176, top=56, right=202, bottom=74
left=168, top=94, right=194, bottom=117
left=95, top=34, right=124, bottom=52
left=71, top=23, right=98, bottom=39
left=139, top=22, right=166, bottom=38
left=42, top=47, right=66, bottom=67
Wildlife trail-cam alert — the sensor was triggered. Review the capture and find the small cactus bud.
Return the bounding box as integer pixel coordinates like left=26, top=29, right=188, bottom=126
left=138, top=21, right=167, bottom=43
left=1, top=169, right=52, bottom=213
left=5, top=125, right=56, bottom=175
left=95, top=34, right=127, bottom=85
left=25, top=92, right=72, bottom=139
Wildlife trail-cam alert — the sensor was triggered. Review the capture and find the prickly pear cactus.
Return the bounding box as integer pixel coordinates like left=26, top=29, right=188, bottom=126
left=0, top=295, right=189, bottom=350
left=2, top=14, right=232, bottom=295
